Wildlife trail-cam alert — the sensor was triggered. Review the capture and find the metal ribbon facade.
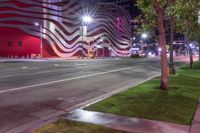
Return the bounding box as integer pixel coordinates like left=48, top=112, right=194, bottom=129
left=0, top=0, right=131, bottom=58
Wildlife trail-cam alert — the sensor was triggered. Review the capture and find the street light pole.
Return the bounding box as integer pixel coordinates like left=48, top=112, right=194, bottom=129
left=35, top=22, right=43, bottom=59
left=39, top=25, right=43, bottom=59
left=81, top=15, right=93, bottom=59
left=102, top=35, right=105, bottom=57
left=81, top=23, right=84, bottom=59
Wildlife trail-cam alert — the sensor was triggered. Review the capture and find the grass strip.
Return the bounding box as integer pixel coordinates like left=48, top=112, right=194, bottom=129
left=85, top=62, right=200, bottom=125
left=33, top=119, right=129, bottom=133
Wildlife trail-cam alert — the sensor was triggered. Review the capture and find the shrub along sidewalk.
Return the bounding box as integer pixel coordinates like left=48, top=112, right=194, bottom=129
left=86, top=62, right=200, bottom=125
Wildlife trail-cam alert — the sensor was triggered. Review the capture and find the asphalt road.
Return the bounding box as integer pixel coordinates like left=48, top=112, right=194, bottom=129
left=0, top=57, right=186, bottom=133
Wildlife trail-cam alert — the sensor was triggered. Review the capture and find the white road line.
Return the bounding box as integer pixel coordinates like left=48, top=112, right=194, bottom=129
left=0, top=64, right=109, bottom=78
left=53, top=63, right=88, bottom=67
left=21, top=66, right=27, bottom=69
left=0, top=67, right=134, bottom=94
left=0, top=63, right=97, bottom=73
left=0, top=67, right=39, bottom=73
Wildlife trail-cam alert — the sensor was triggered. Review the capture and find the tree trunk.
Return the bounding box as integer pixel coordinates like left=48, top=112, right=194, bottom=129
left=199, top=43, right=200, bottom=62
left=189, top=48, right=193, bottom=69
left=153, top=0, right=169, bottom=90
left=160, top=29, right=169, bottom=90
left=169, top=19, right=175, bottom=74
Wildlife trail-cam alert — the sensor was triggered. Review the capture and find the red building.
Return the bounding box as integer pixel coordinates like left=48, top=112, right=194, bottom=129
left=0, top=0, right=131, bottom=58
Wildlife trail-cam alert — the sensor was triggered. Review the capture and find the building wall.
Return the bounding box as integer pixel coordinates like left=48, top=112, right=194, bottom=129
left=0, top=0, right=131, bottom=58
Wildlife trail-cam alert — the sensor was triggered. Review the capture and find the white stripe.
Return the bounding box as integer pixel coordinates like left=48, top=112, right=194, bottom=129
left=0, top=67, right=134, bottom=94
left=0, top=64, right=109, bottom=78
left=0, top=67, right=39, bottom=73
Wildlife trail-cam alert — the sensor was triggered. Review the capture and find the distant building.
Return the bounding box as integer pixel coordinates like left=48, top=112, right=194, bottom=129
left=0, top=0, right=131, bottom=58
left=99, top=0, right=141, bottom=43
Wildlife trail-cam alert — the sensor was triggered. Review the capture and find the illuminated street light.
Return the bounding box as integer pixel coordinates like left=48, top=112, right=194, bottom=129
left=81, top=15, right=93, bottom=59
left=35, top=22, right=39, bottom=26
left=189, top=43, right=193, bottom=48
left=34, top=22, right=43, bottom=59
left=158, top=48, right=162, bottom=52
left=141, top=33, right=148, bottom=57
left=141, top=33, right=148, bottom=39
left=82, top=16, right=93, bottom=24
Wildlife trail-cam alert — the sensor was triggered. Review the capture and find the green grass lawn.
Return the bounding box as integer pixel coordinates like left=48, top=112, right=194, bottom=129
left=33, top=119, right=129, bottom=133
left=85, top=62, right=200, bottom=125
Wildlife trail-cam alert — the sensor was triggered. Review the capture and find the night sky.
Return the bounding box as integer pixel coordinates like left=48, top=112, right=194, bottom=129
left=88, top=0, right=141, bottom=18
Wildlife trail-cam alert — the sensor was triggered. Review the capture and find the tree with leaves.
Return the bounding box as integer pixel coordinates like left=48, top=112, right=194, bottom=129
left=175, top=0, right=200, bottom=65
left=137, top=0, right=177, bottom=90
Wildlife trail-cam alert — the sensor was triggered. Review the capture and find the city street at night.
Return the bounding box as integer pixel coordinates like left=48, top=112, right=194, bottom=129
left=0, top=57, right=184, bottom=132
left=0, top=0, right=200, bottom=132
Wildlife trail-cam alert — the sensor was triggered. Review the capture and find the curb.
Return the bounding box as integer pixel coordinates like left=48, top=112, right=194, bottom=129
left=65, top=109, right=189, bottom=133
left=6, top=74, right=160, bottom=133
left=189, top=99, right=200, bottom=133
left=80, top=74, right=161, bottom=109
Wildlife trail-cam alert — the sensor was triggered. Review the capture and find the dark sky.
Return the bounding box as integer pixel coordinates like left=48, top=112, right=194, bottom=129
left=87, top=0, right=140, bottom=18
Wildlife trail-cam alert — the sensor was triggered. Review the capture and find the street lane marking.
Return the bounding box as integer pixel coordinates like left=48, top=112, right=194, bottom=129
left=0, top=64, right=109, bottom=78
left=0, top=63, right=102, bottom=73
left=53, top=63, right=89, bottom=67
left=21, top=66, right=27, bottom=69
left=0, top=67, right=39, bottom=73
left=0, top=67, right=135, bottom=94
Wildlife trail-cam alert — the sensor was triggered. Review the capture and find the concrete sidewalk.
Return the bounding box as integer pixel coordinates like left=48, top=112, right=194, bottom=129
left=189, top=99, right=200, bottom=133
left=64, top=109, right=190, bottom=133
left=64, top=98, right=200, bottom=133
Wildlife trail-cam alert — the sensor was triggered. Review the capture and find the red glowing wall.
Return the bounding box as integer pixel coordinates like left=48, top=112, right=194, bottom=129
left=0, top=27, right=40, bottom=58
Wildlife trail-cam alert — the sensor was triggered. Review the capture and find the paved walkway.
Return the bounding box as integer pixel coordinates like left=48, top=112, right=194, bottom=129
left=64, top=109, right=190, bottom=133
left=189, top=99, right=200, bottom=133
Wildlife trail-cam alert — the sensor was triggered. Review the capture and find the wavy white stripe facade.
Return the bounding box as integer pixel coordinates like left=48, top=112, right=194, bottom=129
left=0, top=0, right=131, bottom=58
